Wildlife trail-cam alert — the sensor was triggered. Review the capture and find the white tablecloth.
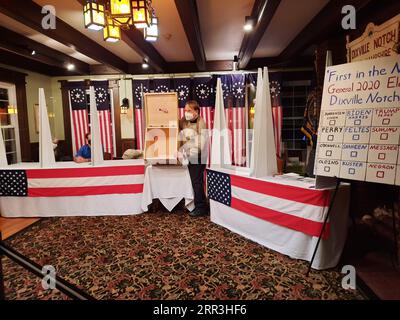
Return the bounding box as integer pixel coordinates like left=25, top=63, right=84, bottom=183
left=141, top=165, right=195, bottom=212
left=209, top=170, right=350, bottom=270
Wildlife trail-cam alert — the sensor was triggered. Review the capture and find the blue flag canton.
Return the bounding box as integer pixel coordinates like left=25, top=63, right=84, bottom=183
left=193, top=77, right=215, bottom=107
left=70, top=87, right=87, bottom=110
left=174, top=78, right=191, bottom=108
left=154, top=78, right=171, bottom=93
left=94, top=85, right=110, bottom=110
left=0, top=170, right=28, bottom=197
left=219, top=74, right=245, bottom=106
left=133, top=80, right=150, bottom=108
left=207, top=170, right=231, bottom=206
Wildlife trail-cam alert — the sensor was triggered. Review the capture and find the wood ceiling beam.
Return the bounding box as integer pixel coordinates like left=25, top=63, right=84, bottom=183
left=238, top=0, right=282, bottom=69
left=174, top=0, right=206, bottom=71
left=0, top=26, right=90, bottom=75
left=278, top=0, right=374, bottom=63
left=0, top=0, right=129, bottom=73
left=0, top=48, right=72, bottom=76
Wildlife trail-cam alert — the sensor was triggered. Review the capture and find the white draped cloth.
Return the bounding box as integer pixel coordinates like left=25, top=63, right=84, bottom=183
left=141, top=165, right=195, bottom=212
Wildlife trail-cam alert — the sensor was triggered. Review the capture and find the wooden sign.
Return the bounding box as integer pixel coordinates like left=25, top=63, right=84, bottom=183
left=347, top=14, right=400, bottom=62
left=315, top=55, right=400, bottom=185
left=143, top=92, right=179, bottom=164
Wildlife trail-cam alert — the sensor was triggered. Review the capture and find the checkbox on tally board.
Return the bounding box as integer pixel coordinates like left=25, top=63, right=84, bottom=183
left=351, top=151, right=357, bottom=158
left=348, top=168, right=356, bottom=175
left=328, top=135, right=334, bottom=141
left=378, top=153, right=386, bottom=160
left=329, top=120, right=336, bottom=126
left=382, top=118, right=390, bottom=125
left=354, top=120, right=361, bottom=126
left=376, top=171, right=385, bottom=178
left=353, top=134, right=360, bottom=141
left=380, top=133, right=388, bottom=141
left=324, top=166, right=331, bottom=173
left=326, top=150, right=332, bottom=157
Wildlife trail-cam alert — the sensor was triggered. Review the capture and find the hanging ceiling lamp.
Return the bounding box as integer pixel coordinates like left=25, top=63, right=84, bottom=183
left=144, top=13, right=158, bottom=42
left=103, top=17, right=121, bottom=42
left=84, top=0, right=106, bottom=31
left=109, top=0, right=133, bottom=27
left=83, top=0, right=157, bottom=42
left=132, top=0, right=151, bottom=29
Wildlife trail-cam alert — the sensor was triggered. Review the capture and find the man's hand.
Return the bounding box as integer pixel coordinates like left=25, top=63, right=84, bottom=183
left=74, top=156, right=90, bottom=163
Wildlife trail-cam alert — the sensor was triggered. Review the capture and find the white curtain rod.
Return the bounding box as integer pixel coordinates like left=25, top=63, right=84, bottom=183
left=62, top=67, right=313, bottom=82
left=122, top=67, right=313, bottom=81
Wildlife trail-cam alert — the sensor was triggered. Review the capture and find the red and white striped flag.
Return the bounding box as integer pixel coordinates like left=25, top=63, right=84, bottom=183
left=69, top=86, right=89, bottom=155
left=133, top=80, right=150, bottom=151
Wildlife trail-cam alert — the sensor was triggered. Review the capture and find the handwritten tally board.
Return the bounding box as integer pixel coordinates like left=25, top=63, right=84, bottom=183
left=315, top=55, right=400, bottom=185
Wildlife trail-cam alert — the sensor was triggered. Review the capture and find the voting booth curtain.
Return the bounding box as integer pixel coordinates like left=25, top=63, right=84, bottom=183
left=68, top=81, right=114, bottom=156
left=133, top=74, right=283, bottom=167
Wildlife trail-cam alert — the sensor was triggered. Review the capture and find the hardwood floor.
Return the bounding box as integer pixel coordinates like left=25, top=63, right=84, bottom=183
left=0, top=217, right=40, bottom=240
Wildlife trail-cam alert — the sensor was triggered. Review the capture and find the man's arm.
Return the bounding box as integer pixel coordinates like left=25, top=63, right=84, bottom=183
left=74, top=146, right=91, bottom=163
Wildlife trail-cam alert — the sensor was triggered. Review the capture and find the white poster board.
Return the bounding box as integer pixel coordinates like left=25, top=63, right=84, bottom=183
left=315, top=55, right=400, bottom=185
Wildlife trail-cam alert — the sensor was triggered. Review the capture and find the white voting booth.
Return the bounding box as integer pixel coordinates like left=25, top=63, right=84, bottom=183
left=0, top=88, right=145, bottom=217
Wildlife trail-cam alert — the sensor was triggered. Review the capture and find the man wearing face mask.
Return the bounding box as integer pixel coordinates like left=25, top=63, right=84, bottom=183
left=74, top=132, right=92, bottom=163
left=179, top=101, right=209, bottom=217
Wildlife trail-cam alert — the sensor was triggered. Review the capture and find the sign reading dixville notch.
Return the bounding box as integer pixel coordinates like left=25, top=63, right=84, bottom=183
left=315, top=55, right=400, bottom=185
left=346, top=14, right=400, bottom=62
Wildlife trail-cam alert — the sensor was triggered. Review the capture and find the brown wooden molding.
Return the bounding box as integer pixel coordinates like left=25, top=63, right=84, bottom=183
left=0, top=26, right=90, bottom=75
left=0, top=49, right=70, bottom=77
left=238, top=0, right=282, bottom=69
left=0, top=0, right=129, bottom=73
left=174, top=0, right=206, bottom=71
left=279, top=0, right=373, bottom=63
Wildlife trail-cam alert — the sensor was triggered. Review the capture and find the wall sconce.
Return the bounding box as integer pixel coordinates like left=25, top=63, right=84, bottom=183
left=7, top=105, right=17, bottom=114
left=120, top=97, right=130, bottom=114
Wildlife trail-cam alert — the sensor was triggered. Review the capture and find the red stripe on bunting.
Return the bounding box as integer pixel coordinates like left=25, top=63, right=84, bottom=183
left=230, top=174, right=330, bottom=207
left=26, top=165, right=145, bottom=179
left=28, top=184, right=144, bottom=197
left=135, top=109, right=144, bottom=150
left=231, top=198, right=330, bottom=239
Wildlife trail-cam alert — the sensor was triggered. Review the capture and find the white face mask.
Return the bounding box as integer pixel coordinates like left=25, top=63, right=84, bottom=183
left=185, top=111, right=195, bottom=121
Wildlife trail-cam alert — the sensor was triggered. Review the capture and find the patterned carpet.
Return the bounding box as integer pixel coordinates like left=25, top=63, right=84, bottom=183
left=2, top=211, right=366, bottom=300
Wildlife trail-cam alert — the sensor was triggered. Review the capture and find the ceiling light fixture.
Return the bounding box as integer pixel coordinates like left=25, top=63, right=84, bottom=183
left=67, top=63, right=75, bottom=71
left=84, top=0, right=106, bottom=31
left=31, top=50, right=36, bottom=56
left=104, top=17, right=121, bottom=42
left=233, top=55, right=239, bottom=71
left=142, top=59, right=149, bottom=69
left=83, top=0, right=157, bottom=43
left=144, top=13, right=159, bottom=42
left=243, top=16, right=255, bottom=32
